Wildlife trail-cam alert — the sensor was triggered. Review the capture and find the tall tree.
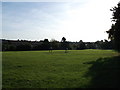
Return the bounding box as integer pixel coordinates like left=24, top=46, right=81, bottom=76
left=61, top=37, right=66, bottom=50
left=61, top=37, right=66, bottom=42
left=107, top=2, right=120, bottom=52
left=61, top=37, right=69, bottom=51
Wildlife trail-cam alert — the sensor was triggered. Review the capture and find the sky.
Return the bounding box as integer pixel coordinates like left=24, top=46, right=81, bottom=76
left=2, top=0, right=120, bottom=42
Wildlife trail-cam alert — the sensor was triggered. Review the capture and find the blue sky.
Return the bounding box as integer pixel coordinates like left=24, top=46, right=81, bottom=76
left=2, top=0, right=120, bottom=42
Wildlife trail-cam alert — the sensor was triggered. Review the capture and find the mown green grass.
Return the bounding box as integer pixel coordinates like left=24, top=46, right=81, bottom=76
left=2, top=49, right=119, bottom=88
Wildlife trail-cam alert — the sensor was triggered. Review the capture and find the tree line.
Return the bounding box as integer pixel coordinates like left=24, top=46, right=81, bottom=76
left=1, top=37, right=113, bottom=51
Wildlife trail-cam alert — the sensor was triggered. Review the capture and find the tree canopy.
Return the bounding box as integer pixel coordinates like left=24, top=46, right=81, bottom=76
left=107, top=2, right=120, bottom=52
left=61, top=37, right=66, bottom=42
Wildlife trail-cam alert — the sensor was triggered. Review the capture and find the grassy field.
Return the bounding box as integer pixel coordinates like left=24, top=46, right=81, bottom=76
left=2, top=49, right=120, bottom=88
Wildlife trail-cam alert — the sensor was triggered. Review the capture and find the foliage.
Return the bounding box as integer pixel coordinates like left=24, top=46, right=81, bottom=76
left=77, top=40, right=86, bottom=50
left=41, top=39, right=50, bottom=50
left=60, top=37, right=70, bottom=50
left=2, top=39, right=114, bottom=51
left=50, top=39, right=60, bottom=50
left=107, top=2, right=120, bottom=52
left=61, top=37, right=66, bottom=42
left=16, top=43, right=31, bottom=51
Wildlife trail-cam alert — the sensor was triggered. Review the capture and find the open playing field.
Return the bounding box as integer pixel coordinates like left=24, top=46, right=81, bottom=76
left=2, top=50, right=120, bottom=88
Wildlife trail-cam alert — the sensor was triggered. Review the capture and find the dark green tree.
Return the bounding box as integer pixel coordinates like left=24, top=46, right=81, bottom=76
left=77, top=40, right=86, bottom=50
left=41, top=39, right=50, bottom=50
left=61, top=37, right=66, bottom=42
left=61, top=37, right=69, bottom=51
left=50, top=39, right=59, bottom=50
left=8, top=45, right=16, bottom=51
left=107, top=2, right=120, bottom=52
left=16, top=43, right=31, bottom=51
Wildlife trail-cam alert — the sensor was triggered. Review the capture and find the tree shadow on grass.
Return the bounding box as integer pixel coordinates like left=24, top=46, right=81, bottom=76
left=84, top=55, right=120, bottom=88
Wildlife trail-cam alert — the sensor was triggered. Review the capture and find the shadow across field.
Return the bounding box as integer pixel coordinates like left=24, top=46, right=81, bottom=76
left=84, top=55, right=120, bottom=88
